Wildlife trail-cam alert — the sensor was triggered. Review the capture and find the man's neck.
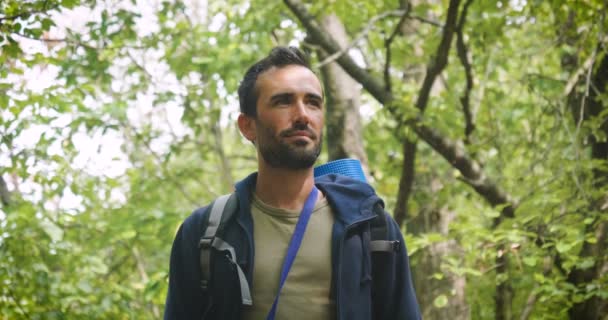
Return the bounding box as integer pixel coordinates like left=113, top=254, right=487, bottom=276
left=255, top=163, right=317, bottom=212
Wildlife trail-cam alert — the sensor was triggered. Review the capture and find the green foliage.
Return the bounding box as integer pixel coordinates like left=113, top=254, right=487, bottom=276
left=1, top=0, right=607, bottom=319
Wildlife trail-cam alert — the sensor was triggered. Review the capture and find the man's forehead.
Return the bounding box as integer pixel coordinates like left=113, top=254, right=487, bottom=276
left=255, top=65, right=323, bottom=96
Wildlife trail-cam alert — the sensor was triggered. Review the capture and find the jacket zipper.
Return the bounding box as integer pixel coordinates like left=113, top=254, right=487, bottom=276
left=336, top=215, right=376, bottom=320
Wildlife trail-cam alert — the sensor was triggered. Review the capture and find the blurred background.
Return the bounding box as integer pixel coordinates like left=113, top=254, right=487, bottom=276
left=1, top=0, right=606, bottom=319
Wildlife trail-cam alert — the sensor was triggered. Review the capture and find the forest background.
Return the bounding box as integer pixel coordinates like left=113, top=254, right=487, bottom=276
left=1, top=0, right=607, bottom=319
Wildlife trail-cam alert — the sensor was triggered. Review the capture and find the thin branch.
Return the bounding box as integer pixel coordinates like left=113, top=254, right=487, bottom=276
left=413, top=0, right=461, bottom=115
left=456, top=0, right=475, bottom=143
left=408, top=14, right=443, bottom=27
left=285, top=0, right=391, bottom=102
left=394, top=138, right=417, bottom=226
left=574, top=47, right=598, bottom=144
left=12, top=32, right=100, bottom=51
left=562, top=53, right=596, bottom=98
left=126, top=50, right=154, bottom=81
left=315, top=10, right=405, bottom=68
left=104, top=253, right=131, bottom=280
left=384, top=5, right=410, bottom=92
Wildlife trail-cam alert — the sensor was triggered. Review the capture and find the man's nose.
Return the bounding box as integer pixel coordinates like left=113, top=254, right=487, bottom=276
left=292, top=100, right=311, bottom=124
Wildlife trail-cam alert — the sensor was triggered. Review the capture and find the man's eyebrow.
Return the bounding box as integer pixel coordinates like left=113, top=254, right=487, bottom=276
left=306, top=93, right=323, bottom=101
left=269, top=92, right=293, bottom=102
left=269, top=92, right=323, bottom=103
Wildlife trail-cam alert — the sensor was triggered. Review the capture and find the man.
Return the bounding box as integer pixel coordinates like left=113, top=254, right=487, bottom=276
left=164, top=46, right=421, bottom=320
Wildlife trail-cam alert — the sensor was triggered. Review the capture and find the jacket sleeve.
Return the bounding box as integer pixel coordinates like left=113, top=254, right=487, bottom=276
left=164, top=209, right=208, bottom=320
left=386, top=212, right=422, bottom=320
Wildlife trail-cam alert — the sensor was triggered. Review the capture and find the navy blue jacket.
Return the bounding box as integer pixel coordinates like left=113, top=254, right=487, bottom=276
left=164, top=173, right=421, bottom=320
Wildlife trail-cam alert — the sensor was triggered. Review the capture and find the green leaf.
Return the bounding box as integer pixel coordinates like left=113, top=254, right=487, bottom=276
left=523, top=256, right=537, bottom=267
left=556, top=241, right=573, bottom=254
left=433, top=294, right=448, bottom=308
left=40, top=219, right=64, bottom=242
left=40, top=17, right=54, bottom=31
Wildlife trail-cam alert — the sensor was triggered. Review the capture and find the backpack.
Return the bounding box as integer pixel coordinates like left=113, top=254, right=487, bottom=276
left=197, top=192, right=400, bottom=306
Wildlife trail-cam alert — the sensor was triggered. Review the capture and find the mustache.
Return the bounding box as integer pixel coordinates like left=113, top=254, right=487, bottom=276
left=279, top=126, right=317, bottom=139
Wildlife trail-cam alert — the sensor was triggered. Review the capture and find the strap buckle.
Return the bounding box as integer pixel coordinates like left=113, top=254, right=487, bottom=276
left=199, top=237, right=214, bottom=290
left=199, top=237, right=213, bottom=249
left=370, top=240, right=400, bottom=253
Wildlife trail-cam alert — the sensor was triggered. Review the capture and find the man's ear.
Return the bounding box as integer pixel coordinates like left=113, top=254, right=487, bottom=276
left=237, top=113, right=256, bottom=143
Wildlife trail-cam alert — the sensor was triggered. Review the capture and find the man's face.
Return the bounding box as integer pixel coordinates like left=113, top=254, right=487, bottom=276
left=242, top=64, right=324, bottom=170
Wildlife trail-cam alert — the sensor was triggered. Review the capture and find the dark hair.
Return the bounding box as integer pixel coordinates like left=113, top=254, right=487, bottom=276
left=237, top=46, right=312, bottom=117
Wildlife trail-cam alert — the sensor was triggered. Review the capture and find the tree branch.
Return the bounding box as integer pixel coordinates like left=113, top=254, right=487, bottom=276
left=12, top=32, right=100, bottom=51
left=284, top=0, right=517, bottom=221
left=394, top=139, right=417, bottom=226
left=456, top=0, right=475, bottom=142
left=414, top=122, right=516, bottom=219
left=284, top=0, right=392, bottom=103
left=384, top=5, right=410, bottom=92
left=394, top=0, right=463, bottom=228
left=413, top=0, right=461, bottom=114
left=315, top=10, right=406, bottom=68
left=408, top=14, right=443, bottom=27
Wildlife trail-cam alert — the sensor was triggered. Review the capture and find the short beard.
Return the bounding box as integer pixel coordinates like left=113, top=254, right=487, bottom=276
left=258, top=126, right=322, bottom=170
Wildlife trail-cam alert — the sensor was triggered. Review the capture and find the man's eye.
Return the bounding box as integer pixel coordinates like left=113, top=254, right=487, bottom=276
left=274, top=97, right=291, bottom=105
left=309, top=100, right=322, bottom=108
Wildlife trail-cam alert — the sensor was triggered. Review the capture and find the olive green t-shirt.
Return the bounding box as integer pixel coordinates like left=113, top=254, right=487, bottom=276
left=241, top=193, right=335, bottom=320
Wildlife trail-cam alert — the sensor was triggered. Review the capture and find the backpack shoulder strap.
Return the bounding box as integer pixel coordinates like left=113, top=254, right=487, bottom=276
left=370, top=203, right=400, bottom=253
left=198, top=193, right=252, bottom=305
left=199, top=194, right=233, bottom=290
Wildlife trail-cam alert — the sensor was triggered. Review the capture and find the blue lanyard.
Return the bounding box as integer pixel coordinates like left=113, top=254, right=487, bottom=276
left=266, top=186, right=319, bottom=320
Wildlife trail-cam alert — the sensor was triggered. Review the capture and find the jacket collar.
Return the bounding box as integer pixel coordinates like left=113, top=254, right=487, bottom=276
left=233, top=172, right=382, bottom=226
left=315, top=174, right=382, bottom=225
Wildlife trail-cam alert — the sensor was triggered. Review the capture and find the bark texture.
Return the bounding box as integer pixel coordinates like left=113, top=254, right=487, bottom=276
left=316, top=14, right=369, bottom=176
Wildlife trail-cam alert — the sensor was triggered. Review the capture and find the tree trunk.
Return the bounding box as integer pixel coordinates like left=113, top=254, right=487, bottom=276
left=558, top=9, right=608, bottom=318
left=566, top=51, right=608, bottom=320
left=410, top=205, right=470, bottom=320
left=316, top=14, right=369, bottom=176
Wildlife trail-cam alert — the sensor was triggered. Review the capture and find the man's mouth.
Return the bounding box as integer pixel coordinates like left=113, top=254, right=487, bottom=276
left=281, top=128, right=316, bottom=139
